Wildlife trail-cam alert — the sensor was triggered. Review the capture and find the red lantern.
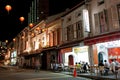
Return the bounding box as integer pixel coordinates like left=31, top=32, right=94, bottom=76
left=29, top=23, right=34, bottom=28
left=19, top=16, right=25, bottom=23
left=5, top=5, right=12, bottom=13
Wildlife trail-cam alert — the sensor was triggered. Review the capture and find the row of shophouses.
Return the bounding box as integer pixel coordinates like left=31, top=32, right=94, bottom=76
left=4, top=0, right=120, bottom=70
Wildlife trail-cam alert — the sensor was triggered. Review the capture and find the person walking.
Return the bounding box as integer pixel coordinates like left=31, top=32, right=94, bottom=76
left=98, top=60, right=104, bottom=75
left=35, top=59, right=40, bottom=72
left=114, top=58, right=119, bottom=70
left=104, top=60, right=110, bottom=75
left=110, top=59, right=116, bottom=73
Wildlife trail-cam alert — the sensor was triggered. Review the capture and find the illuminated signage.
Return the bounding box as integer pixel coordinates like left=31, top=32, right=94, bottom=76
left=83, top=9, right=90, bottom=32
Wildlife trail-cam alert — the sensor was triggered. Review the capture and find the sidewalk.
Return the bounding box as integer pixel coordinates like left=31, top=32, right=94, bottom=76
left=61, top=71, right=120, bottom=80
left=0, top=65, right=25, bottom=72
left=1, top=65, right=119, bottom=80
left=9, top=67, right=120, bottom=80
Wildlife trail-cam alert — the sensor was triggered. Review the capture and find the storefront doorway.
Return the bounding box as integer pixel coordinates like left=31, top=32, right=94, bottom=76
left=98, top=52, right=104, bottom=64
left=41, top=52, right=47, bottom=70
left=68, top=55, right=74, bottom=65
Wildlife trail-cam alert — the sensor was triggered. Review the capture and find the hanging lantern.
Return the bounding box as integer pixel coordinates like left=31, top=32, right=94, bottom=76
left=29, top=23, right=34, bottom=28
left=19, top=16, right=25, bottom=23
left=5, top=5, right=12, bottom=13
left=36, top=27, right=40, bottom=31
left=13, top=38, right=16, bottom=42
left=5, top=40, right=8, bottom=43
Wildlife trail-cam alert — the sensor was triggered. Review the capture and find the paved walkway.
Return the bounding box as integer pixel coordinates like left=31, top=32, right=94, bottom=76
left=61, top=71, right=120, bottom=80
left=1, top=66, right=120, bottom=80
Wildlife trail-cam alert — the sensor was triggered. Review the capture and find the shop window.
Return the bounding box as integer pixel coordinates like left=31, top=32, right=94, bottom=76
left=94, top=13, right=100, bottom=34
left=24, top=40, right=27, bottom=50
left=117, top=4, right=120, bottom=28
left=64, top=28, right=67, bottom=41
left=108, top=47, right=120, bottom=63
left=67, top=25, right=74, bottom=41
left=33, top=41, right=35, bottom=49
left=57, top=29, right=61, bottom=44
left=76, top=21, right=83, bottom=38
left=106, top=5, right=120, bottom=30
left=98, top=10, right=108, bottom=33
left=49, top=32, right=53, bottom=46
left=39, top=39, right=42, bottom=48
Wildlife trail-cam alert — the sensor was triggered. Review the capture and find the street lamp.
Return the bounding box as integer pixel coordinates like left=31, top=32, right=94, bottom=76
left=13, top=38, right=16, bottom=42
left=5, top=5, right=12, bottom=14
left=5, top=40, right=8, bottom=43
left=29, top=23, right=34, bottom=28
left=19, top=16, right=25, bottom=23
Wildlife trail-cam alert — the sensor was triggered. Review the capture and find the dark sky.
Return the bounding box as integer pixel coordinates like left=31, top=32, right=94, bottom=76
left=0, top=0, right=82, bottom=42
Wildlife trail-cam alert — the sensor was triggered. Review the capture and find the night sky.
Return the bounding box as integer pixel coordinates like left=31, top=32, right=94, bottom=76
left=0, top=0, right=82, bottom=42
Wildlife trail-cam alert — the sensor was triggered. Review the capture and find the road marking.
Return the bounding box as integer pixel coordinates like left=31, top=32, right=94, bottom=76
left=24, top=76, right=72, bottom=80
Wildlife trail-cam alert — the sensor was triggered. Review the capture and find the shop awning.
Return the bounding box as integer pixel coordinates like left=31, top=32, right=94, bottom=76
left=84, top=31, right=120, bottom=45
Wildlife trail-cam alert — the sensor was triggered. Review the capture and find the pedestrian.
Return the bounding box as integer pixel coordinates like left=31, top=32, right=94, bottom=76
left=114, top=58, right=119, bottom=70
left=35, top=59, right=40, bottom=72
left=54, top=62, right=59, bottom=71
left=98, top=60, right=104, bottom=75
left=50, top=63, right=53, bottom=70
left=77, top=62, right=81, bottom=73
left=83, top=62, right=90, bottom=73
left=110, top=59, right=116, bottom=73
left=104, top=60, right=110, bottom=75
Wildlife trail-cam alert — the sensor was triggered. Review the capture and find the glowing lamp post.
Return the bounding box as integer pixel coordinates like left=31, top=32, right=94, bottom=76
left=29, top=23, right=34, bottom=28
left=19, top=16, right=25, bottom=23
left=13, top=38, right=16, bottom=42
left=5, top=5, right=12, bottom=14
left=5, top=40, right=8, bottom=43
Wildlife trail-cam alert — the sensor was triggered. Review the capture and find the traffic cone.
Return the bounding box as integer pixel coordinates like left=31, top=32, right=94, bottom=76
left=73, top=68, right=77, bottom=77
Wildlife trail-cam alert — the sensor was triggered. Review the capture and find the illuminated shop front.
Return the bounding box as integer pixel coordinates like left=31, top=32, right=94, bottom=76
left=61, top=46, right=89, bottom=66
left=93, top=40, right=120, bottom=64
left=10, top=51, right=17, bottom=65
left=4, top=50, right=11, bottom=65
left=84, top=32, right=120, bottom=65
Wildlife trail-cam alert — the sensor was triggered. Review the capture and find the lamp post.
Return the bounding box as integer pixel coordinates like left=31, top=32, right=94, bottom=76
left=13, top=38, right=16, bottom=42
left=5, top=40, right=8, bottom=43
left=19, top=16, right=25, bottom=24
left=5, top=5, right=12, bottom=14
left=29, top=23, right=34, bottom=28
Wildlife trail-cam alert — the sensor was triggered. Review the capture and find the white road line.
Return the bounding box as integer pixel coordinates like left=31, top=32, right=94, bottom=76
left=24, top=76, right=72, bottom=80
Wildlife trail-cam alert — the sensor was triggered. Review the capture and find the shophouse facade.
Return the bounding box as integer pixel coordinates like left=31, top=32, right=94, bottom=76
left=11, top=13, right=64, bottom=69
left=16, top=27, right=30, bottom=68
left=8, top=0, right=120, bottom=70
left=6, top=34, right=19, bottom=66
left=4, top=41, right=11, bottom=65
left=7, top=0, right=91, bottom=69
left=84, top=0, right=120, bottom=66
left=17, top=21, right=47, bottom=68
left=42, top=12, right=64, bottom=70
left=60, top=1, right=90, bottom=67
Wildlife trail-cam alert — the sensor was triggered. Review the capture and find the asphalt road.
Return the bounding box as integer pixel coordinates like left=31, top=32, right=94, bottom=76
left=0, top=67, right=92, bottom=80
